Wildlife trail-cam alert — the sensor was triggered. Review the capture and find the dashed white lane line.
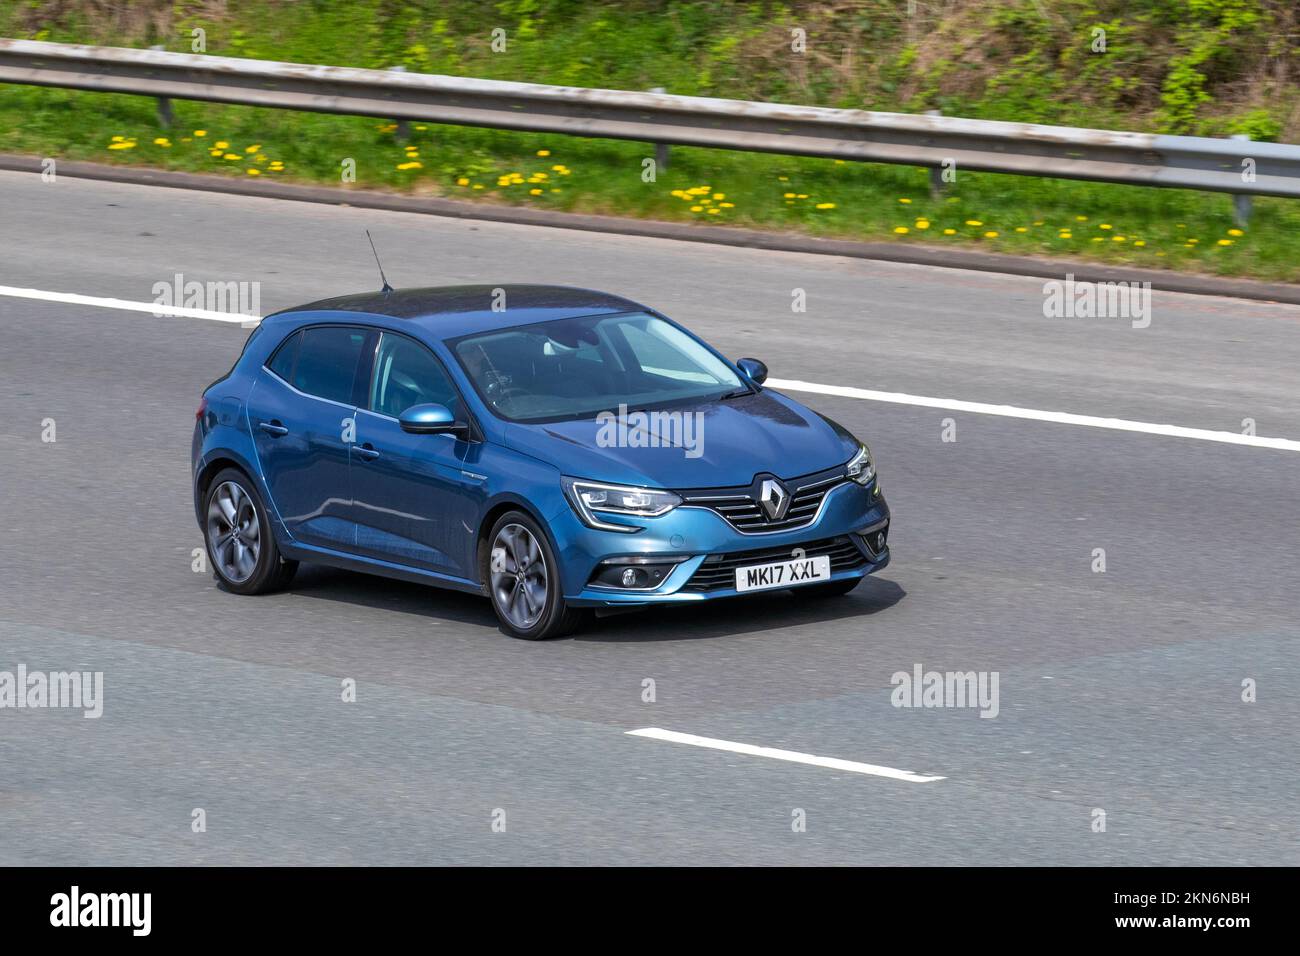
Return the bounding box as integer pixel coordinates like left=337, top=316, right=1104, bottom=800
left=626, top=728, right=946, bottom=783
left=767, top=377, right=1300, bottom=453
left=0, top=284, right=258, bottom=325
left=4, top=283, right=1298, bottom=452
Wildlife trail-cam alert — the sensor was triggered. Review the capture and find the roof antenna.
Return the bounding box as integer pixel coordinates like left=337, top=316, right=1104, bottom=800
left=366, top=230, right=394, bottom=294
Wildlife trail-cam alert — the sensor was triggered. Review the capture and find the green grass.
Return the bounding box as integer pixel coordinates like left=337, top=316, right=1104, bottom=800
left=3, top=0, right=1298, bottom=281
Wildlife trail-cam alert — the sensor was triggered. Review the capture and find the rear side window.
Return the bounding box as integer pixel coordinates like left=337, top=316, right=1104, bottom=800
left=267, top=331, right=300, bottom=382
left=290, top=327, right=371, bottom=405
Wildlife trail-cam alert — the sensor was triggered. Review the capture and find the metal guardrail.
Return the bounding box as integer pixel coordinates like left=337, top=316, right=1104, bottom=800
left=2, top=38, right=1298, bottom=214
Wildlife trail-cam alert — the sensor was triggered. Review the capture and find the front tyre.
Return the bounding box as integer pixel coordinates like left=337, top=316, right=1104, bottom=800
left=485, top=511, right=585, bottom=640
left=204, top=467, right=298, bottom=595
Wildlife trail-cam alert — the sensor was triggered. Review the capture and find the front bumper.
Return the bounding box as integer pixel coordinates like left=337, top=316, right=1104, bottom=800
left=551, top=478, right=891, bottom=607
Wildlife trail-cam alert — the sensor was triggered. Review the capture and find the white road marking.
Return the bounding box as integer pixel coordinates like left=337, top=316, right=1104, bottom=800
left=0, top=284, right=258, bottom=325
left=4, top=283, right=1297, bottom=451
left=626, top=727, right=946, bottom=783
left=767, top=377, right=1300, bottom=452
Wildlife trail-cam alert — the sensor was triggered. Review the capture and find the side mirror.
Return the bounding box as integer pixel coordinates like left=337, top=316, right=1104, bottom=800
left=399, top=403, right=466, bottom=436
left=735, top=357, right=768, bottom=386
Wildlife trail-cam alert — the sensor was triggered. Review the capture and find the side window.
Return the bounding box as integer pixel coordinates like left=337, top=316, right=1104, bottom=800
left=370, top=333, right=459, bottom=418
left=292, top=327, right=370, bottom=405
left=266, top=331, right=300, bottom=382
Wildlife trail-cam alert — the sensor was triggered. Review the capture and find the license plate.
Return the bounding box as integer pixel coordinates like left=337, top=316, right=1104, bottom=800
left=734, top=555, right=831, bottom=593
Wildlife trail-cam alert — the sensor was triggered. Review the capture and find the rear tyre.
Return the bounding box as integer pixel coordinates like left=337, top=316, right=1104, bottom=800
left=795, top=576, right=861, bottom=598
left=204, top=467, right=298, bottom=595
left=485, top=511, right=586, bottom=640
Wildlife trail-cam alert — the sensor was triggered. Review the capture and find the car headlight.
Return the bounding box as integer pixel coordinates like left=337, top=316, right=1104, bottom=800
left=561, top=477, right=682, bottom=532
left=846, top=442, right=876, bottom=486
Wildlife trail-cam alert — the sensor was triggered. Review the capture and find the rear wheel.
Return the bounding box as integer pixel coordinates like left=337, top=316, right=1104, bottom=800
left=204, top=468, right=298, bottom=595
left=485, top=511, right=585, bottom=640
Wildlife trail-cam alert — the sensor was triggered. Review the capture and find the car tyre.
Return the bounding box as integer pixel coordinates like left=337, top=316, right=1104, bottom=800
left=485, top=510, right=586, bottom=640
left=204, top=467, right=298, bottom=595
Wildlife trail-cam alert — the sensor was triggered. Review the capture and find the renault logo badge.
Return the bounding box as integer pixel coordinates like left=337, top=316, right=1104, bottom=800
left=758, top=478, right=790, bottom=521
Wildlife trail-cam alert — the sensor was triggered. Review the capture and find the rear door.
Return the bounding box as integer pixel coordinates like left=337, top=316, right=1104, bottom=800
left=350, top=331, right=485, bottom=579
left=248, top=325, right=375, bottom=550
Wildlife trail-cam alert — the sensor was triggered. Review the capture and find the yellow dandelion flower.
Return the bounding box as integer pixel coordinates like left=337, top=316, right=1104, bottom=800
left=1058, top=232, right=1073, bottom=239
left=472, top=184, right=484, bottom=190
left=1112, top=236, right=1126, bottom=242
left=153, top=137, right=171, bottom=147
left=894, top=226, right=910, bottom=234
left=215, top=141, right=229, bottom=150
left=965, top=220, right=983, bottom=226
left=943, top=228, right=956, bottom=235
left=530, top=188, right=543, bottom=195
left=1227, top=228, right=1244, bottom=237
left=1076, top=215, right=1088, bottom=221
left=1014, top=227, right=1027, bottom=233
left=397, top=161, right=423, bottom=170
left=688, top=205, right=702, bottom=212
left=898, top=198, right=912, bottom=204
left=193, top=130, right=207, bottom=137
left=1134, top=240, right=1146, bottom=247
left=456, top=177, right=469, bottom=186
left=720, top=202, right=735, bottom=208
left=796, top=193, right=809, bottom=199
left=707, top=208, right=721, bottom=215
left=783, top=192, right=796, bottom=199
left=1099, top=223, right=1112, bottom=230
left=815, top=203, right=836, bottom=210
left=914, top=219, right=930, bottom=229
left=983, top=231, right=999, bottom=238
left=246, top=168, right=261, bottom=176
left=245, top=144, right=261, bottom=153
left=1032, top=220, right=1044, bottom=226
left=1217, top=238, right=1233, bottom=246
left=537, top=149, right=550, bottom=157
left=107, top=141, right=136, bottom=150
left=224, top=153, right=241, bottom=161
left=1092, top=237, right=1105, bottom=243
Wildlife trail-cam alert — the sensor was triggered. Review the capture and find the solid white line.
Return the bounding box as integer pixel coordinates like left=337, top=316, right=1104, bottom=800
left=625, top=727, right=945, bottom=783
left=767, top=377, right=1300, bottom=452
left=0, top=284, right=259, bottom=325
left=4, top=283, right=1296, bottom=452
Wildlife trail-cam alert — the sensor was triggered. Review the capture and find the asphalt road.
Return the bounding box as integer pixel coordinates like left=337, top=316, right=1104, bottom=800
left=0, top=170, right=1297, bottom=865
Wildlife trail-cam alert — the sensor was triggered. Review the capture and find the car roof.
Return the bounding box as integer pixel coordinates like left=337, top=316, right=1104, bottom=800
left=266, top=284, right=651, bottom=339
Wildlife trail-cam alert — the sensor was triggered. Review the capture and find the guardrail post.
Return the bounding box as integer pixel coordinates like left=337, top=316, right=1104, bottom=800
left=650, top=88, right=670, bottom=171
left=1231, top=133, right=1252, bottom=227
left=388, top=66, right=410, bottom=142
left=149, top=45, right=173, bottom=127
left=926, top=110, right=945, bottom=199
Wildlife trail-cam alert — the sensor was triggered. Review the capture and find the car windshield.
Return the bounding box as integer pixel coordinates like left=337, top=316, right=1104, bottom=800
left=450, top=312, right=746, bottom=423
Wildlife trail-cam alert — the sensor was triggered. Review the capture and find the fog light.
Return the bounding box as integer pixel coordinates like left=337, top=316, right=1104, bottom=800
left=621, top=568, right=639, bottom=587
left=590, top=558, right=683, bottom=590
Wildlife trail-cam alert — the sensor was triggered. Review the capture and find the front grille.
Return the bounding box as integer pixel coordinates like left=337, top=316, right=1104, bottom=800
left=680, top=470, right=847, bottom=534
left=682, top=535, right=867, bottom=592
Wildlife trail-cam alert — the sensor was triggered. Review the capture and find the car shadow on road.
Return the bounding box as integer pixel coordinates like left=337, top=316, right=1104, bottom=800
left=286, top=564, right=906, bottom=643
left=576, top=576, right=907, bottom=643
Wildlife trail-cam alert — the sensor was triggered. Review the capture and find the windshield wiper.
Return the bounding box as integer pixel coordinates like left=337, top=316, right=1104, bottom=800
left=717, top=387, right=753, bottom=400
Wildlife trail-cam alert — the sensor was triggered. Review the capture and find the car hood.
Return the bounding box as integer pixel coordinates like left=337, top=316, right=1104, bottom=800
left=501, top=389, right=858, bottom=488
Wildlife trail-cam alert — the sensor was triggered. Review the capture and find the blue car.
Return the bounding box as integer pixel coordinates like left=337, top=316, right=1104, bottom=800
left=193, top=285, right=890, bottom=639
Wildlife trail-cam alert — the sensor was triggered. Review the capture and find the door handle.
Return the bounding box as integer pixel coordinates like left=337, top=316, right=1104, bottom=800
left=258, top=421, right=289, bottom=437
left=354, top=443, right=381, bottom=461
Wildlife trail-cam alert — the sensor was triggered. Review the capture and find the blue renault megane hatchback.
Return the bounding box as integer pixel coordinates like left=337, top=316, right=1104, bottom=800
left=193, top=285, right=890, bottom=639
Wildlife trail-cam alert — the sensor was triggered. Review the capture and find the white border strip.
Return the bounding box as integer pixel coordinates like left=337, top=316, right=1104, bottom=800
left=767, top=377, right=1300, bottom=452
left=626, top=727, right=945, bottom=783
left=0, top=284, right=259, bottom=325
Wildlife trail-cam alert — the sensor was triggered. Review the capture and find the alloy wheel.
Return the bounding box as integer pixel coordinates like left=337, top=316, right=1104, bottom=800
left=206, top=480, right=261, bottom=584
left=489, top=523, right=549, bottom=630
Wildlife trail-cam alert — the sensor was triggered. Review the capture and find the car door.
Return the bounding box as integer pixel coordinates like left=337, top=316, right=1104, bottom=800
left=248, top=325, right=375, bottom=550
left=350, top=331, right=485, bottom=580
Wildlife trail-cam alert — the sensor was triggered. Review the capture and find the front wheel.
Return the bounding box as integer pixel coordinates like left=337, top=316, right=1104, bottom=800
left=485, top=511, right=585, bottom=640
